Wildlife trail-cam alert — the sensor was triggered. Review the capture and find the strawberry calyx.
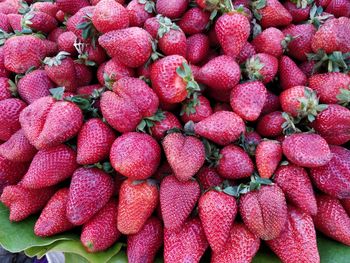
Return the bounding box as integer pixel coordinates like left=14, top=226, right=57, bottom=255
left=85, top=161, right=114, bottom=174
left=239, top=132, right=259, bottom=156
left=7, top=79, right=18, bottom=97
left=290, top=0, right=313, bottom=9
left=103, top=73, right=116, bottom=90
left=297, top=87, right=328, bottom=122
left=251, top=0, right=266, bottom=20
left=156, top=15, right=180, bottom=38
left=74, top=40, right=96, bottom=67
left=180, top=92, right=202, bottom=116
left=18, top=1, right=31, bottom=15
left=49, top=87, right=65, bottom=100
left=337, top=88, right=350, bottom=108
left=136, top=109, right=166, bottom=134
left=0, top=29, right=13, bottom=46
left=65, top=91, right=103, bottom=117
left=307, top=50, right=350, bottom=74
left=245, top=56, right=264, bottom=81
left=76, top=13, right=99, bottom=47
left=308, top=5, right=333, bottom=28
left=281, top=112, right=302, bottom=135
left=202, top=138, right=222, bottom=167
left=138, top=0, right=156, bottom=14
left=150, top=39, right=164, bottom=62
left=44, top=51, right=71, bottom=67
left=281, top=34, right=296, bottom=53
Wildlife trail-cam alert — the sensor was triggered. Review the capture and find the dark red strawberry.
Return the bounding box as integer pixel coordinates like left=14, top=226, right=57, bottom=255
left=213, top=102, right=232, bottom=112
left=0, top=47, right=10, bottom=78
left=178, top=7, right=210, bottom=35
left=279, top=56, right=307, bottom=90
left=181, top=95, right=213, bottom=123
left=56, top=0, right=90, bottom=14
left=160, top=175, right=200, bottom=230
left=256, top=111, right=285, bottom=137
left=252, top=0, right=292, bottom=28
left=34, top=188, right=75, bottom=237
left=256, top=140, right=282, bottom=179
left=74, top=63, right=93, bottom=87
left=240, top=130, right=263, bottom=156
left=21, top=11, right=58, bottom=34
left=186, top=33, right=209, bottom=65
left=32, top=1, right=60, bottom=18
left=127, top=217, right=163, bottom=263
left=149, top=111, right=182, bottom=140
left=341, top=199, right=350, bottom=216
left=252, top=27, right=287, bottom=58
left=0, top=98, right=26, bottom=141
left=126, top=0, right=154, bottom=27
left=156, top=0, right=188, bottom=19
left=326, top=0, right=350, bottom=17
left=274, top=165, right=317, bottom=215
left=261, top=91, right=281, bottom=115
left=196, top=166, right=223, bottom=190
left=110, top=132, right=161, bottom=180
left=284, top=0, right=312, bottom=23
left=245, top=53, right=278, bottom=84
left=0, top=155, right=28, bottom=193
left=236, top=42, right=256, bottom=64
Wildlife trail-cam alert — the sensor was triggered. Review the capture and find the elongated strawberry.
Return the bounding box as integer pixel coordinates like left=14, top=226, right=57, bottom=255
left=196, top=166, right=223, bottom=190
left=240, top=184, right=288, bottom=240
left=156, top=0, right=188, bottom=19
left=252, top=27, right=287, bottom=58
left=0, top=155, right=28, bottom=193
left=162, top=132, right=205, bottom=181
left=127, top=217, right=163, bottom=263
left=110, top=132, right=161, bottom=180
left=274, top=165, right=317, bottom=215
left=99, top=27, right=152, bottom=68
left=211, top=223, right=260, bottom=263
left=279, top=56, right=307, bottom=90
left=1, top=185, right=56, bottom=222
left=194, top=111, right=245, bottom=146
left=67, top=168, right=114, bottom=225
left=160, top=175, right=200, bottom=230
left=117, top=179, right=158, bottom=234
left=19, top=96, right=83, bottom=150
left=21, top=11, right=58, bottom=34
left=313, top=195, right=350, bottom=246
left=81, top=199, right=120, bottom=252
left=256, top=111, right=285, bottom=137
left=252, top=0, right=292, bottom=28
left=178, top=7, right=210, bottom=35
left=0, top=98, right=26, bottom=141
left=256, top=140, right=282, bottom=179
left=199, top=189, right=237, bottom=253
left=164, top=218, right=208, bottom=263
left=34, top=188, right=75, bottom=237
left=282, top=133, right=332, bottom=168
left=245, top=53, right=278, bottom=84
left=267, top=206, right=320, bottom=263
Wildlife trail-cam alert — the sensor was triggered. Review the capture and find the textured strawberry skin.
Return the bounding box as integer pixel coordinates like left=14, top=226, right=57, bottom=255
left=256, top=140, right=282, bottom=179
left=0, top=77, right=12, bottom=101
left=56, top=0, right=90, bottom=14
left=156, top=0, right=188, bottom=19
left=257, top=0, right=292, bottom=28
left=0, top=155, right=28, bottom=194
left=280, top=86, right=310, bottom=117
left=178, top=7, right=210, bottom=35
left=196, top=167, right=223, bottom=190
left=158, top=28, right=187, bottom=58
left=126, top=0, right=153, bottom=27
left=252, top=27, right=285, bottom=58
left=150, top=111, right=182, bottom=141
left=279, top=56, right=307, bottom=90
left=256, top=111, right=285, bottom=137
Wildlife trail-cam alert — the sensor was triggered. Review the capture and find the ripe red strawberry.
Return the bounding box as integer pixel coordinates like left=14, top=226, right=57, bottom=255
left=34, top=188, right=75, bottom=237
left=7, top=14, right=22, bottom=31
left=164, top=218, right=208, bottom=263
left=117, top=179, right=158, bottom=234
left=240, top=184, right=288, bottom=240
left=98, top=58, right=134, bottom=87
left=32, top=2, right=60, bottom=18
left=217, top=144, right=254, bottom=179
left=253, top=0, right=292, bottom=28
left=92, top=0, right=129, bottom=33
left=1, top=185, right=56, bottom=222
left=196, top=166, right=223, bottom=190
left=267, top=206, right=320, bottom=263
left=279, top=56, right=307, bottom=90
left=0, top=98, right=26, bottom=141
left=326, top=0, right=350, bottom=17
left=127, top=217, right=163, bottom=263
left=17, top=70, right=54, bottom=104
left=199, top=190, right=237, bottom=253
left=0, top=13, right=11, bottom=32
left=99, top=27, right=152, bottom=68
left=81, top=199, right=120, bottom=252
left=197, top=55, right=241, bottom=91
left=245, top=53, right=278, bottom=84
left=230, top=81, right=267, bottom=121
left=56, top=0, right=90, bottom=15
left=194, top=111, right=245, bottom=146
left=21, top=11, right=58, bottom=34
left=74, top=63, right=93, bottom=87
left=75, top=43, right=107, bottom=66
left=181, top=95, right=212, bottom=123
left=282, top=133, right=332, bottom=168
left=312, top=104, right=350, bottom=145
left=252, top=27, right=287, bottom=58
left=310, top=146, right=350, bottom=199
left=77, top=84, right=102, bottom=96
left=0, top=155, right=28, bottom=193
left=156, top=0, right=188, bottom=19
left=186, top=33, right=209, bottom=65
left=256, top=140, right=282, bottom=179
left=57, top=31, right=77, bottom=55
left=236, top=42, right=256, bottom=64
left=160, top=175, right=200, bottom=230
left=0, top=129, right=36, bottom=163
left=0, top=47, right=10, bottom=78
left=19, top=145, right=77, bottom=189
left=110, top=132, right=161, bottom=180
left=313, top=195, right=350, bottom=246
left=67, top=168, right=113, bottom=225
left=282, top=24, right=316, bottom=61
left=19, top=96, right=83, bottom=150
left=162, top=132, right=205, bottom=181
left=256, top=111, right=285, bottom=137
left=211, top=223, right=260, bottom=263
left=283, top=0, right=312, bottom=23
left=274, top=165, right=317, bottom=215
left=126, top=0, right=154, bottom=27
left=178, top=7, right=210, bottom=35
left=261, top=91, right=281, bottom=115
left=149, top=111, right=182, bottom=140
left=4, top=35, right=46, bottom=74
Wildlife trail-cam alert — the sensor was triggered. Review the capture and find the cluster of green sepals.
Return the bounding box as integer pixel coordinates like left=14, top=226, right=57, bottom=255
left=136, top=109, right=166, bottom=134
left=76, top=12, right=99, bottom=47
left=74, top=40, right=96, bottom=66
left=307, top=50, right=350, bottom=74
left=43, top=51, right=70, bottom=67
left=138, top=0, right=156, bottom=14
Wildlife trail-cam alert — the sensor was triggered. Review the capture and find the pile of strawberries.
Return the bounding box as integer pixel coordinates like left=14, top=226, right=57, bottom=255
left=0, top=0, right=349, bottom=261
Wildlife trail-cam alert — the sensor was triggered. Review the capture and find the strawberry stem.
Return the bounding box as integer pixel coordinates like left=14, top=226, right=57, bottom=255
left=136, top=109, right=166, bottom=134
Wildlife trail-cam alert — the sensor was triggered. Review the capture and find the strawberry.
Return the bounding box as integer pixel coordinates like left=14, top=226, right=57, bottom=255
left=17, top=70, right=54, bottom=104
left=21, top=11, right=58, bottom=34
left=266, top=206, right=320, bottom=263
left=252, top=0, right=292, bottom=28
left=156, top=0, right=188, bottom=19
left=32, top=2, right=60, bottom=18
left=56, top=0, right=90, bottom=15
left=256, top=140, right=282, bottom=179
left=211, top=223, right=260, bottom=263
left=0, top=155, right=28, bottom=193
left=313, top=195, right=350, bottom=246
left=117, top=179, right=158, bottom=234
left=215, top=12, right=250, bottom=58
left=98, top=58, right=134, bottom=87
left=283, top=0, right=312, bottom=23
left=274, top=165, right=318, bottom=215
left=19, top=96, right=83, bottom=150
left=67, top=168, right=113, bottom=225
left=261, top=91, right=281, bottom=115
left=309, top=146, right=350, bottom=199
left=164, top=218, right=208, bottom=263
left=1, top=185, right=56, bottom=222
left=99, top=27, right=152, bottom=68
left=252, top=27, right=287, bottom=58
left=75, top=42, right=107, bottom=66
left=194, top=111, right=245, bottom=146
left=74, top=63, right=93, bottom=87
left=213, top=102, right=232, bottom=112
left=197, top=55, right=241, bottom=91
left=92, top=0, right=129, bottom=33
left=299, top=60, right=315, bottom=77
left=0, top=13, right=11, bottom=32
left=230, top=81, right=267, bottom=121
left=236, top=42, right=256, bottom=64
left=279, top=56, right=307, bottom=90
left=282, top=133, right=332, bottom=168
left=0, top=47, right=10, bottom=78
left=240, top=130, right=262, bottom=156
left=44, top=52, right=77, bottom=92
left=325, top=0, right=350, bottom=17
left=127, top=217, right=163, bottom=263
left=162, top=132, right=205, bottom=181
left=181, top=95, right=213, bottom=123
left=178, top=7, right=210, bottom=35
left=240, top=184, right=288, bottom=240
left=81, top=199, right=120, bottom=252
left=256, top=111, right=285, bottom=137
left=0, top=78, right=11, bottom=101
left=245, top=53, right=278, bottom=84
left=7, top=14, right=22, bottom=31
left=311, top=17, right=350, bottom=54
left=149, top=111, right=182, bottom=140
left=199, top=189, right=237, bottom=253
left=0, top=98, right=26, bottom=141
left=34, top=188, right=75, bottom=237
left=57, top=31, right=78, bottom=55
left=217, top=145, right=254, bottom=179
left=160, top=175, right=200, bottom=230
left=110, top=132, right=161, bottom=180
left=341, top=199, right=350, bottom=216
left=0, top=129, right=36, bottom=163
left=186, top=33, right=209, bottom=65
left=4, top=35, right=46, bottom=74
left=126, top=0, right=154, bottom=27
left=196, top=166, right=223, bottom=190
